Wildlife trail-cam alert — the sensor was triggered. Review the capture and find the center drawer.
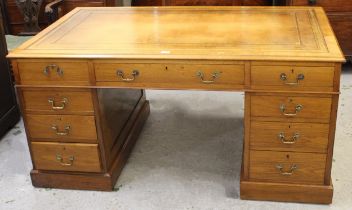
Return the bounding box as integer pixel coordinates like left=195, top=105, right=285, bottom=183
left=31, top=142, right=102, bottom=172
left=26, top=114, right=98, bottom=143
left=94, top=63, right=244, bottom=90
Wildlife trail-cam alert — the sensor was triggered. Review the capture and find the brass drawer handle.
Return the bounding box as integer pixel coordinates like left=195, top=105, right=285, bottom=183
left=56, top=154, right=74, bottom=166
left=116, top=70, right=139, bottom=82
left=43, top=64, right=64, bottom=76
left=51, top=125, right=70, bottom=136
left=196, top=71, right=221, bottom=84
left=276, top=164, right=297, bottom=176
left=280, top=73, right=304, bottom=86
left=280, top=104, right=303, bottom=117
left=48, top=98, right=68, bottom=110
left=278, top=132, right=300, bottom=144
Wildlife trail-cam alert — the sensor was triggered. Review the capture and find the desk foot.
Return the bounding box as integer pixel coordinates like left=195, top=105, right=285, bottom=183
left=240, top=180, right=333, bottom=204
left=30, top=100, right=150, bottom=191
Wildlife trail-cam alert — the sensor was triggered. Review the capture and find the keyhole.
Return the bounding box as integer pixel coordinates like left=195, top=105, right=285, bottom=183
left=165, top=66, right=168, bottom=71
left=288, top=125, right=291, bottom=129
left=286, top=154, right=290, bottom=159
left=291, top=69, right=294, bottom=73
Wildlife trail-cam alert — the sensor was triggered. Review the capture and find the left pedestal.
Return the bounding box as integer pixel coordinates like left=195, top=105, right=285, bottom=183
left=18, top=87, right=150, bottom=191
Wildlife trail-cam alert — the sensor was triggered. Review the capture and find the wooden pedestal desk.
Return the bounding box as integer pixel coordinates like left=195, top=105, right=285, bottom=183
left=7, top=7, right=345, bottom=204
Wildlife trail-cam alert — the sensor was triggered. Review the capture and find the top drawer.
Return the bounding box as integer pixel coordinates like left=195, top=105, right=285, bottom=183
left=16, top=60, right=90, bottom=86
left=291, top=0, right=352, bottom=12
left=251, top=65, right=335, bottom=91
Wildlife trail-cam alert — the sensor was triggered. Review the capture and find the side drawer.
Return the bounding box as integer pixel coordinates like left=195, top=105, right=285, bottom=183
left=251, top=65, right=335, bottom=91
left=94, top=63, right=244, bottom=90
left=26, top=114, right=98, bottom=143
left=17, top=61, right=90, bottom=85
left=250, top=95, right=332, bottom=123
left=250, top=121, right=329, bottom=153
left=249, top=150, right=326, bottom=185
left=31, top=142, right=102, bottom=172
left=22, top=89, right=94, bottom=115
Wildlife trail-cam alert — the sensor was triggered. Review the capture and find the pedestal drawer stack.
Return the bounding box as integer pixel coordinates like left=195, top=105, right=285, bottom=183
left=12, top=59, right=149, bottom=191
left=17, top=60, right=103, bottom=174
left=241, top=61, right=340, bottom=204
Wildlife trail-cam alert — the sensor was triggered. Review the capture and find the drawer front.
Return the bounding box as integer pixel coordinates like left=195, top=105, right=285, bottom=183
left=291, top=0, right=352, bottom=12
left=250, top=121, right=329, bottom=153
left=249, top=150, right=326, bottom=185
left=31, top=142, right=101, bottom=172
left=95, top=63, right=244, bottom=90
left=22, top=89, right=94, bottom=115
left=26, top=114, right=97, bottom=143
left=251, top=65, right=335, bottom=91
left=250, top=95, right=332, bottom=122
left=17, top=61, right=90, bottom=85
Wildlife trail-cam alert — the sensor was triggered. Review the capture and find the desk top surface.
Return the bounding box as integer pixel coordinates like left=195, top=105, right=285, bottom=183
left=8, top=7, right=345, bottom=62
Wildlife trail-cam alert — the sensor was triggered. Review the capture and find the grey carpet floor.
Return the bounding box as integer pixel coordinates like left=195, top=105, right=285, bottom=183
left=0, top=66, right=351, bottom=210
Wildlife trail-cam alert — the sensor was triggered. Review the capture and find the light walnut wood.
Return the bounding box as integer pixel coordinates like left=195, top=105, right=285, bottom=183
left=325, top=94, right=339, bottom=185
left=251, top=65, right=335, bottom=91
left=250, top=121, right=329, bottom=153
left=95, top=62, right=245, bottom=90
left=7, top=7, right=345, bottom=62
left=22, top=88, right=94, bottom=115
left=29, top=100, right=150, bottom=191
left=250, top=94, right=332, bottom=123
left=26, top=114, right=98, bottom=143
left=31, top=142, right=102, bottom=172
left=5, top=7, right=344, bottom=203
left=17, top=60, right=90, bottom=86
left=249, top=150, right=326, bottom=185
left=240, top=180, right=333, bottom=204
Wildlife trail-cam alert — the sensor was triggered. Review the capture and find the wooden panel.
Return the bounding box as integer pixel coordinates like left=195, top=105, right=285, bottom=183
left=250, top=95, right=332, bottom=122
left=328, top=13, right=352, bottom=57
left=31, top=142, right=102, bottom=172
left=95, top=88, right=144, bottom=168
left=17, top=60, right=90, bottom=85
left=250, top=121, right=329, bottom=153
left=26, top=114, right=98, bottom=142
left=251, top=65, right=335, bottom=91
left=249, top=150, right=326, bottom=185
left=95, top=63, right=245, bottom=90
left=240, top=180, right=333, bottom=204
left=7, top=7, right=345, bottom=63
left=290, top=0, right=352, bottom=12
left=22, top=88, right=94, bottom=115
